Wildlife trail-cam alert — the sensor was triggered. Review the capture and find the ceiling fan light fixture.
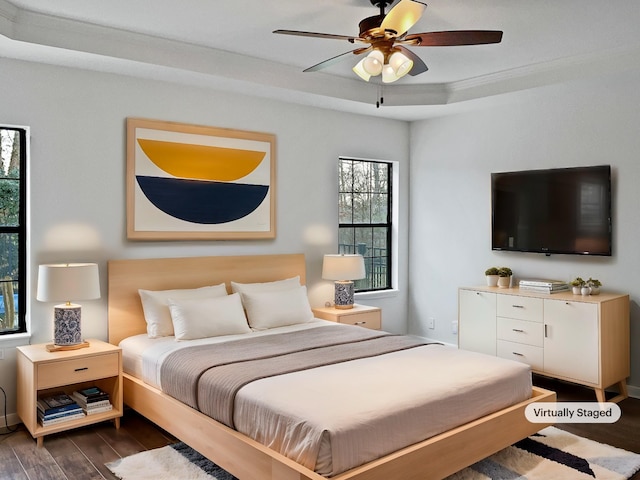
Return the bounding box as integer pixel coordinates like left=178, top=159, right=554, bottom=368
left=389, top=51, right=413, bottom=78
left=381, top=64, right=399, bottom=83
left=362, top=49, right=384, bottom=76
left=353, top=58, right=372, bottom=81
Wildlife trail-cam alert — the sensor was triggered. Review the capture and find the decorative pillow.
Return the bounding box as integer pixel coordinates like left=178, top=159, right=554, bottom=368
left=168, top=293, right=251, bottom=341
left=138, top=284, right=228, bottom=338
left=230, top=276, right=301, bottom=295
left=241, top=285, right=314, bottom=330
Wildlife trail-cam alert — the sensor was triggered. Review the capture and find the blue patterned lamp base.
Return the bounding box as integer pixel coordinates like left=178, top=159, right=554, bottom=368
left=54, top=304, right=83, bottom=346
left=334, top=281, right=355, bottom=309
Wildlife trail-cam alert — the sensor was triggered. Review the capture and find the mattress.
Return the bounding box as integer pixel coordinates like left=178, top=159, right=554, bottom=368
left=120, top=321, right=532, bottom=477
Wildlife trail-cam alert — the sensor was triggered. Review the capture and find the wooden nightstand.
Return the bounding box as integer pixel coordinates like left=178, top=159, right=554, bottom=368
left=16, top=339, right=123, bottom=446
left=312, top=304, right=382, bottom=330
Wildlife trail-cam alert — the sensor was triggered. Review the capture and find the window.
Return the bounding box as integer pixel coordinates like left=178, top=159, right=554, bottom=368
left=338, top=158, right=392, bottom=292
left=0, top=126, right=27, bottom=335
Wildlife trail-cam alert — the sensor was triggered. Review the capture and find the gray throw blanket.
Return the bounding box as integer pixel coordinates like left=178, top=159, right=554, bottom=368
left=160, top=325, right=428, bottom=428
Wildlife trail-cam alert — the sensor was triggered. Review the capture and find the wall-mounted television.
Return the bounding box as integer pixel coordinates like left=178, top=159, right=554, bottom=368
left=491, top=165, right=612, bottom=256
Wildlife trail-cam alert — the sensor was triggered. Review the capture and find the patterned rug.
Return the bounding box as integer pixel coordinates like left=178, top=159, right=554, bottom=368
left=106, top=426, right=640, bottom=480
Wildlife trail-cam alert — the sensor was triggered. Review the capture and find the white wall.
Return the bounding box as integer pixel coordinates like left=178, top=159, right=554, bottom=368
left=0, top=57, right=410, bottom=419
left=409, top=67, right=640, bottom=392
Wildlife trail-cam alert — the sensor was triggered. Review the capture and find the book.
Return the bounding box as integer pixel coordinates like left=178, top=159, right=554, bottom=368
left=38, top=407, right=83, bottom=421
left=73, top=386, right=110, bottom=402
left=84, top=404, right=113, bottom=415
left=39, top=411, right=85, bottom=426
left=519, top=284, right=569, bottom=294
left=519, top=279, right=568, bottom=289
left=71, top=393, right=111, bottom=409
left=37, top=392, right=80, bottom=415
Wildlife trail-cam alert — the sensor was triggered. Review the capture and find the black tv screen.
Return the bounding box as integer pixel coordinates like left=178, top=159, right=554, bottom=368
left=491, top=165, right=612, bottom=256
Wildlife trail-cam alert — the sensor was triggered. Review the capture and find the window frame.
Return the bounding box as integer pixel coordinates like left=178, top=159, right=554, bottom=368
left=0, top=126, right=28, bottom=336
left=338, top=157, right=393, bottom=293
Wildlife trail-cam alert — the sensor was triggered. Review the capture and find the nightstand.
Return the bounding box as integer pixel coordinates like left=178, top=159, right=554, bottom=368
left=312, top=304, right=382, bottom=330
left=16, top=339, right=123, bottom=447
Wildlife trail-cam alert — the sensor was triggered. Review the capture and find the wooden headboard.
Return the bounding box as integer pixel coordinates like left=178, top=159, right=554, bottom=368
left=107, top=254, right=306, bottom=346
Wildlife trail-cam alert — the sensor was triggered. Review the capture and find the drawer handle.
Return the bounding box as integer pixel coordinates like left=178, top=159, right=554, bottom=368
left=512, top=328, right=524, bottom=333
left=512, top=305, right=524, bottom=309
left=512, top=352, right=524, bottom=357
left=354, top=321, right=367, bottom=325
left=74, top=367, right=89, bottom=372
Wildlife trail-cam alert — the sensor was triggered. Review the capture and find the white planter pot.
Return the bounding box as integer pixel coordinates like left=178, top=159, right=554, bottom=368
left=486, top=275, right=499, bottom=287
left=581, top=286, right=591, bottom=296
left=497, top=276, right=511, bottom=288
left=572, top=286, right=581, bottom=295
left=590, top=286, right=600, bottom=295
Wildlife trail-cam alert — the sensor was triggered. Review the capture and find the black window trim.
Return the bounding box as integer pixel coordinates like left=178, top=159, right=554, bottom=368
left=0, top=125, right=28, bottom=336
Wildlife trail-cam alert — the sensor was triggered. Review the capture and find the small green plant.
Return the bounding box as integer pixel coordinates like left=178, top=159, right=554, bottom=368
left=485, top=267, right=499, bottom=276
left=588, top=278, right=602, bottom=288
left=569, top=277, right=585, bottom=287
left=497, top=267, right=512, bottom=277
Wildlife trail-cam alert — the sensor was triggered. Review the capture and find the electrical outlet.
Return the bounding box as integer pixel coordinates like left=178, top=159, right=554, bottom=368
left=452, top=321, right=458, bottom=334
left=428, top=317, right=435, bottom=330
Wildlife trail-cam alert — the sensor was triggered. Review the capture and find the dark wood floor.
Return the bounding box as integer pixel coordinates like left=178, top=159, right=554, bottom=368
left=1, top=377, right=638, bottom=479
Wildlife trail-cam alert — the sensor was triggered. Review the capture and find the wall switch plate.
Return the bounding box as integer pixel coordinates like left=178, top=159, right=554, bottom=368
left=428, top=317, right=435, bottom=329
left=452, top=321, right=458, bottom=334
left=0, top=348, right=4, bottom=360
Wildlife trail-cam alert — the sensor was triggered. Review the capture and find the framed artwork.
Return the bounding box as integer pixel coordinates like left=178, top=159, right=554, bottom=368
left=127, top=118, right=276, bottom=240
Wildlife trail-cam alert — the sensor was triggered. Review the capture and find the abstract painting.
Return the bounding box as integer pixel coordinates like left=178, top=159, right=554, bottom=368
left=127, top=118, right=275, bottom=240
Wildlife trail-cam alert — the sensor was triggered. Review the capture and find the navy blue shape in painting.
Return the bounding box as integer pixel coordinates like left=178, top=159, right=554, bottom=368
left=136, top=176, right=269, bottom=224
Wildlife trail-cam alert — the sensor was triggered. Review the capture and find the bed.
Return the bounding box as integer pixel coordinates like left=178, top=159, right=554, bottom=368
left=107, top=253, right=555, bottom=480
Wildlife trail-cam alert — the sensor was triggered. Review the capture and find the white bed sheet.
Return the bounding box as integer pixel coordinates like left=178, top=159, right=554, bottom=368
left=120, top=322, right=532, bottom=477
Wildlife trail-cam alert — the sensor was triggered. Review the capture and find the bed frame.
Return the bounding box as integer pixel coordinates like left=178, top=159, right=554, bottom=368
left=107, top=253, right=556, bottom=480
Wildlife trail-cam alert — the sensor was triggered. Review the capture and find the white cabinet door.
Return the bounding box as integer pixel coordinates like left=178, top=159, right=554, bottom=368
left=459, top=289, right=496, bottom=355
left=543, top=299, right=599, bottom=384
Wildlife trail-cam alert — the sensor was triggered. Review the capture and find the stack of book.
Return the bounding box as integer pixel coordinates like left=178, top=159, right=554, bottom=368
left=72, top=386, right=113, bottom=415
left=519, top=279, right=569, bottom=294
left=37, top=392, right=84, bottom=426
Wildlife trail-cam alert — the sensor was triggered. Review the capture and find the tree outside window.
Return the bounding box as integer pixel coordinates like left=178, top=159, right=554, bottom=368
left=338, top=158, right=392, bottom=292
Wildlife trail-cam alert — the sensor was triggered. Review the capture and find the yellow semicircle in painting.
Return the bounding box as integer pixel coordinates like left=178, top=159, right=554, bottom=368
left=138, top=139, right=265, bottom=181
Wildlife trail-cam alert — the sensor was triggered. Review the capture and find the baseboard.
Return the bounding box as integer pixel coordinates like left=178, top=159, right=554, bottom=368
left=627, top=384, right=640, bottom=399
left=1, top=412, right=21, bottom=428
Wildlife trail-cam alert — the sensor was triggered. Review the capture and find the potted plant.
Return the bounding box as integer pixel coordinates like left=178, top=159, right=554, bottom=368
left=497, top=267, right=512, bottom=288
left=588, top=278, right=602, bottom=295
left=485, top=267, right=499, bottom=287
left=569, top=277, right=584, bottom=295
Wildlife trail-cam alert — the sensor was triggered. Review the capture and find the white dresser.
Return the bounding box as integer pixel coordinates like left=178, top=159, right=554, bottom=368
left=458, top=286, right=630, bottom=402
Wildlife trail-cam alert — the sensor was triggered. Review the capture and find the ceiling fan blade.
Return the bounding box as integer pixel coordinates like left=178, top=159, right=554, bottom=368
left=273, top=29, right=359, bottom=42
left=405, top=30, right=503, bottom=46
left=303, top=47, right=370, bottom=72
left=380, top=0, right=427, bottom=36
left=396, top=46, right=428, bottom=76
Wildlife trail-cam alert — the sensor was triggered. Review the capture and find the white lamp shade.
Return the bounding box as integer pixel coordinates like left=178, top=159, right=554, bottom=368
left=389, top=51, right=413, bottom=78
left=322, top=254, right=366, bottom=281
left=363, top=50, right=384, bottom=76
left=37, top=263, right=101, bottom=303
left=353, top=58, right=372, bottom=81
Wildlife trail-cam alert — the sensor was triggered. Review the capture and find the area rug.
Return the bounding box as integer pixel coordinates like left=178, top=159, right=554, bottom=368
left=106, top=426, right=640, bottom=480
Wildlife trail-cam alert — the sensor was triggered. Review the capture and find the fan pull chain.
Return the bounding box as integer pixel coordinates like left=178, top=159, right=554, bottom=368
left=376, top=86, right=384, bottom=108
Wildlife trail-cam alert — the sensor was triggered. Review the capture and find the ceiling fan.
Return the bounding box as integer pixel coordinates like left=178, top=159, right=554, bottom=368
left=274, top=0, right=503, bottom=84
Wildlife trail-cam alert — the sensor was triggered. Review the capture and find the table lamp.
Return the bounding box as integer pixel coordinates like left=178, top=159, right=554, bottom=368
left=37, top=263, right=100, bottom=349
left=322, top=254, right=366, bottom=309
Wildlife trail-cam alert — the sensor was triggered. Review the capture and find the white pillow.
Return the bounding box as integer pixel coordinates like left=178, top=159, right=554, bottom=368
left=230, top=276, right=301, bottom=294
left=138, top=284, right=228, bottom=338
left=168, top=293, right=251, bottom=341
left=241, top=285, right=314, bottom=330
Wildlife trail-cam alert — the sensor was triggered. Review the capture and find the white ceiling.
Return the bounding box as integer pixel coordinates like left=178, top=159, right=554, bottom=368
left=2, top=0, right=640, bottom=120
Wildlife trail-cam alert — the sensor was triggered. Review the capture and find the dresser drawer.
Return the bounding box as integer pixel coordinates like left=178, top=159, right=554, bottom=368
left=37, top=352, right=119, bottom=389
left=497, top=318, right=543, bottom=347
left=497, top=340, right=543, bottom=371
left=496, top=295, right=543, bottom=322
left=339, top=311, right=381, bottom=330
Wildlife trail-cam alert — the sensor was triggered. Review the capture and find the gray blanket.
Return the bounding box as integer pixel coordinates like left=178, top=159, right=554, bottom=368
left=160, top=325, right=427, bottom=428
